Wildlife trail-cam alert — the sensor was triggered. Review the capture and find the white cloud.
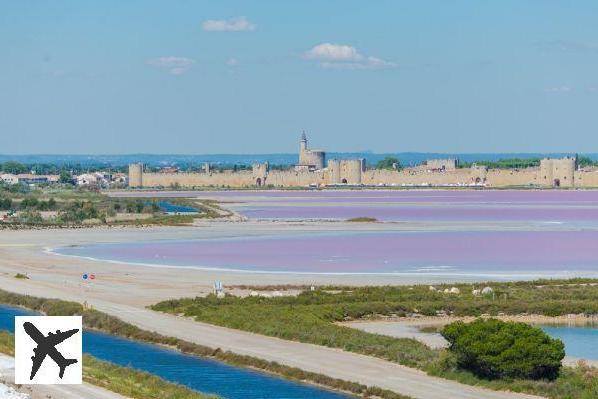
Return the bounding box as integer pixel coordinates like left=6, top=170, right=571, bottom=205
left=202, top=17, right=255, bottom=32
left=226, top=57, right=239, bottom=66
left=304, top=43, right=396, bottom=70
left=304, top=43, right=363, bottom=61
left=147, top=56, right=195, bottom=75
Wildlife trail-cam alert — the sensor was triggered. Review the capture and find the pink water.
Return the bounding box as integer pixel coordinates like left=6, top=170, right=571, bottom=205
left=56, top=231, right=598, bottom=277
left=114, top=190, right=598, bottom=222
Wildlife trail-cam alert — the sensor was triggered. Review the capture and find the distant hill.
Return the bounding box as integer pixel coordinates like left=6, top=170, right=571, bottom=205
left=0, top=152, right=591, bottom=168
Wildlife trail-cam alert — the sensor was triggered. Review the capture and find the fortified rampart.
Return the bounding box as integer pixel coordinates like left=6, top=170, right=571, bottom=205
left=128, top=135, right=597, bottom=188
left=128, top=163, right=143, bottom=188
left=424, top=159, right=457, bottom=171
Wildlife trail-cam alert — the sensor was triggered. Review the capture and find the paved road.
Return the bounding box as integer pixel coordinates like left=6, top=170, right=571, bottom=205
left=96, top=301, right=542, bottom=399
left=0, top=355, right=126, bottom=399
left=0, top=282, right=543, bottom=399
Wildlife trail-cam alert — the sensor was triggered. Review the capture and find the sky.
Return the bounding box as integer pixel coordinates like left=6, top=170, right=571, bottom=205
left=1, top=1, right=598, bottom=154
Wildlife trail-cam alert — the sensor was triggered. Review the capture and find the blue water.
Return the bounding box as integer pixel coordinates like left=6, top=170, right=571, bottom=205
left=156, top=201, right=198, bottom=213
left=0, top=305, right=351, bottom=399
left=541, top=325, right=598, bottom=361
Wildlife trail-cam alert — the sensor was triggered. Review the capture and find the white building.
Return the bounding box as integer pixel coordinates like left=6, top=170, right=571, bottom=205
left=76, top=173, right=99, bottom=186
left=76, top=172, right=111, bottom=187
left=0, top=174, right=18, bottom=185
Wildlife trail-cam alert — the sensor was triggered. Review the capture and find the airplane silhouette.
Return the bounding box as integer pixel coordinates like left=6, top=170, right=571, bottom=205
left=23, top=321, right=79, bottom=380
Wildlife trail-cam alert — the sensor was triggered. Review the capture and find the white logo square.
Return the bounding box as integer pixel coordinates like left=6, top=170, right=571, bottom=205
left=14, top=316, right=82, bottom=384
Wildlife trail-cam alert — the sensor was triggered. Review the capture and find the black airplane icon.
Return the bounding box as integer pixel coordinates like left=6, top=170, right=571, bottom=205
left=23, top=321, right=79, bottom=380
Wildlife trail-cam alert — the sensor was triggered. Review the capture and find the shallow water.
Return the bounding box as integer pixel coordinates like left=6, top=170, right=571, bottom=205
left=114, top=189, right=598, bottom=222
left=0, top=306, right=351, bottom=399
left=55, top=230, right=598, bottom=277
left=540, top=324, right=598, bottom=361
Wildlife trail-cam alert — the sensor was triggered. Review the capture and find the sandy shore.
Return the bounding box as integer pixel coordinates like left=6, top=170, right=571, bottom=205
left=0, top=222, right=476, bottom=310
left=1, top=219, right=594, bottom=309
left=0, top=221, right=555, bottom=399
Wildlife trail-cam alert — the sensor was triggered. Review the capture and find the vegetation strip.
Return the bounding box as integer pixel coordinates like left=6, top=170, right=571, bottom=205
left=0, top=331, right=216, bottom=399
left=1, top=183, right=222, bottom=227
left=151, top=279, right=598, bottom=399
left=0, top=289, right=411, bottom=399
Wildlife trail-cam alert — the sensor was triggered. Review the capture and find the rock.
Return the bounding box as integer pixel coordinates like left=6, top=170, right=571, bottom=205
left=472, top=289, right=481, bottom=296
left=449, top=287, right=460, bottom=294
left=249, top=291, right=259, bottom=297
left=481, top=286, right=494, bottom=295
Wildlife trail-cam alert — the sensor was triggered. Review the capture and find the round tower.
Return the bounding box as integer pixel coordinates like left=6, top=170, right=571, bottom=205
left=328, top=159, right=341, bottom=184
left=128, top=163, right=143, bottom=188
left=558, top=157, right=576, bottom=187
left=344, top=159, right=363, bottom=185
left=539, top=159, right=554, bottom=187
left=298, top=131, right=326, bottom=170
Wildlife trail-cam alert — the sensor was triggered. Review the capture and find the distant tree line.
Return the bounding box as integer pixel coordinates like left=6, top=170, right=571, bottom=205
left=577, top=156, right=598, bottom=168
left=375, top=157, right=402, bottom=170
left=458, top=158, right=541, bottom=169
left=0, top=161, right=127, bottom=175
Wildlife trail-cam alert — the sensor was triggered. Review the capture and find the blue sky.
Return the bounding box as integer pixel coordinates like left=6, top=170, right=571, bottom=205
left=1, top=1, right=598, bottom=154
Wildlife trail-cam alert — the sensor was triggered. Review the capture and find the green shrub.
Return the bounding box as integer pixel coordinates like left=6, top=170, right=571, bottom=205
left=0, top=197, right=12, bottom=210
left=20, top=196, right=40, bottom=209
left=57, top=200, right=99, bottom=223
left=441, top=318, right=565, bottom=380
left=376, top=157, right=402, bottom=170
left=346, top=217, right=377, bottom=222
left=17, top=209, right=44, bottom=224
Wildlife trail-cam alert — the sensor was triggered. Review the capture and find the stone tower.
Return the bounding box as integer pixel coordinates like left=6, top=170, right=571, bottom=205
left=128, top=163, right=143, bottom=188
left=539, top=157, right=576, bottom=187
left=300, top=131, right=307, bottom=153
left=328, top=159, right=341, bottom=184
left=252, top=162, right=269, bottom=187
left=298, top=132, right=326, bottom=170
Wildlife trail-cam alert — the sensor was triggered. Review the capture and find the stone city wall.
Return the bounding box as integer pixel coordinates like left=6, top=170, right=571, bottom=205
left=139, top=170, right=256, bottom=188
left=575, top=169, right=598, bottom=187
left=485, top=168, right=538, bottom=187
left=129, top=158, right=598, bottom=188
left=362, top=168, right=477, bottom=186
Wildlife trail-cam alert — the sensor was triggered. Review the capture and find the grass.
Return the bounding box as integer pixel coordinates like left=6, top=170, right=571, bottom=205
left=0, top=331, right=217, bottom=399
left=84, top=356, right=219, bottom=399
left=0, top=289, right=411, bottom=399
left=13, top=273, right=29, bottom=279
left=151, top=279, right=598, bottom=399
left=346, top=217, right=377, bottom=222
left=153, top=295, right=438, bottom=368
